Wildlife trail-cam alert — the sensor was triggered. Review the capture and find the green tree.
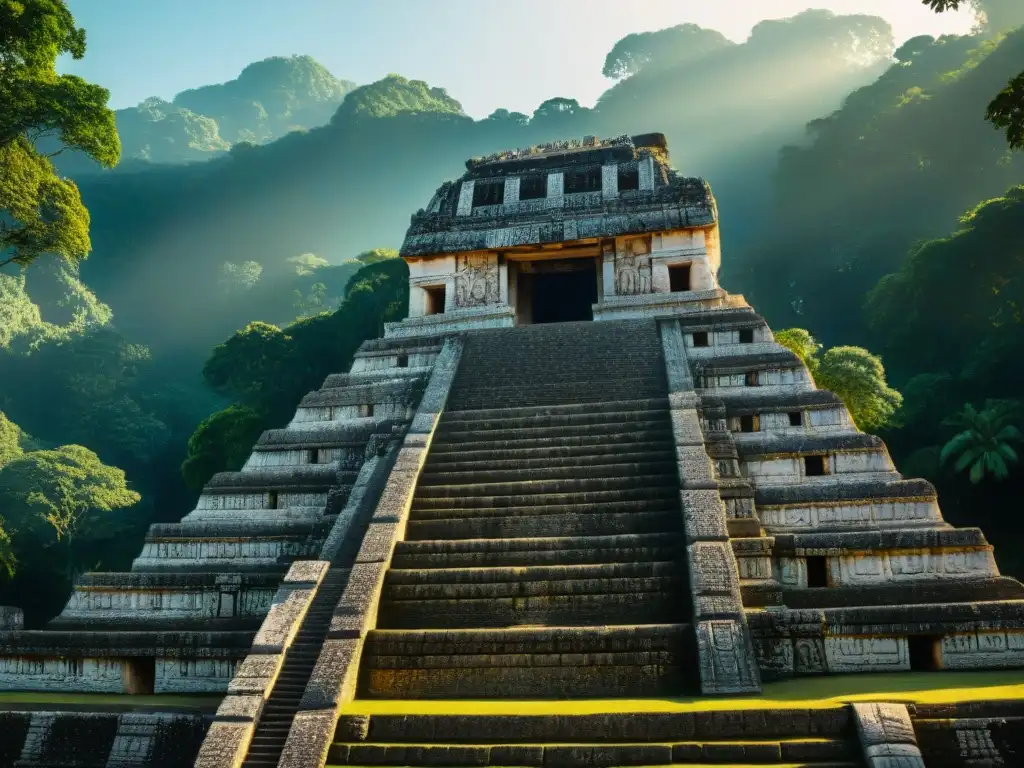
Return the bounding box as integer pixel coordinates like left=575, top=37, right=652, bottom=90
left=816, top=346, right=904, bottom=432
left=0, top=444, right=139, bottom=578
left=773, top=328, right=820, bottom=364
left=182, top=258, right=409, bottom=489
left=776, top=328, right=903, bottom=431
left=602, top=24, right=733, bottom=79
left=219, top=260, right=263, bottom=293
left=180, top=405, right=266, bottom=490
left=940, top=400, right=1023, bottom=482
left=0, top=0, right=120, bottom=269
left=924, top=0, right=1024, bottom=149
left=286, top=252, right=329, bottom=276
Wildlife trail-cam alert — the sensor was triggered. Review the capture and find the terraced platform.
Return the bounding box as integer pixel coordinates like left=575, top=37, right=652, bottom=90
left=328, top=707, right=861, bottom=767
left=359, top=321, right=699, bottom=700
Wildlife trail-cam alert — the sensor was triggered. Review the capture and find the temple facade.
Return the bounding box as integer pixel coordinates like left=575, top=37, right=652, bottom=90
left=388, top=133, right=731, bottom=336
left=1, top=133, right=1023, bottom=768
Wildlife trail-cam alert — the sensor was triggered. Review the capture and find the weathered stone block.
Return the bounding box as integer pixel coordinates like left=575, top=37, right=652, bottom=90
left=278, top=709, right=336, bottom=768
left=677, top=446, right=718, bottom=489
left=299, top=638, right=361, bottom=710
left=283, top=560, right=329, bottom=586
left=333, top=714, right=370, bottom=742
left=329, top=562, right=387, bottom=639
left=215, top=694, right=263, bottom=722
left=226, top=654, right=282, bottom=697
left=853, top=702, right=918, bottom=747
left=680, top=490, right=728, bottom=541
left=670, top=408, right=705, bottom=446
left=249, top=586, right=315, bottom=654
left=193, top=720, right=252, bottom=768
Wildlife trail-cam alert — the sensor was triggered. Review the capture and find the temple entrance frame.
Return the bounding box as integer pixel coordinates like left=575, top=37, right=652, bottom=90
left=507, top=249, right=600, bottom=326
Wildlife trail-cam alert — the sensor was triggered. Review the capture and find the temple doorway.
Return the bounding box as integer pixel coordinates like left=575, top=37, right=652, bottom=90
left=514, top=257, right=598, bottom=325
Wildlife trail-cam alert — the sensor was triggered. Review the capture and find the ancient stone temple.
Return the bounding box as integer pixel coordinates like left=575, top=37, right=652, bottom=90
left=2, top=133, right=1023, bottom=767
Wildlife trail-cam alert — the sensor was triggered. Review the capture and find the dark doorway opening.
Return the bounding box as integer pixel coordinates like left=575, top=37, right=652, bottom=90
left=908, top=635, right=941, bottom=671
left=669, top=263, right=691, bottom=292
left=806, top=556, right=828, bottom=588
left=805, top=455, right=828, bottom=477
left=124, top=657, right=156, bottom=694
left=525, top=259, right=598, bottom=324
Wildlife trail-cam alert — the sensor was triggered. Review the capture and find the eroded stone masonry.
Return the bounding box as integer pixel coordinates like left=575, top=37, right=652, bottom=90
left=1, top=133, right=1022, bottom=767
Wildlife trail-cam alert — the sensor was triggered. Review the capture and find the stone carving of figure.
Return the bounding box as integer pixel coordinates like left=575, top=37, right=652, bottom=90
left=614, top=246, right=652, bottom=296
left=455, top=254, right=499, bottom=308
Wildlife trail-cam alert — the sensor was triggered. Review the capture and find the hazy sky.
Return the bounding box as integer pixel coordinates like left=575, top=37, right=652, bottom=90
left=62, top=0, right=975, bottom=119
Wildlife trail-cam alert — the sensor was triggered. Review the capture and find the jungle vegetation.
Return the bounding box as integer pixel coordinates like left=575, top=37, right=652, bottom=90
left=2, top=0, right=1024, bottom=621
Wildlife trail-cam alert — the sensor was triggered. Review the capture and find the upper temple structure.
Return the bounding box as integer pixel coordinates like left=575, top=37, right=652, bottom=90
left=1, top=134, right=1023, bottom=768
left=388, top=133, right=725, bottom=334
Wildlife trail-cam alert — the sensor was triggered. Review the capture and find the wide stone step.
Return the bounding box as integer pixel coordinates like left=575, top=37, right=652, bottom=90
left=359, top=623, right=696, bottom=698
left=378, top=590, right=685, bottom=628
left=448, top=384, right=667, bottom=409
left=435, top=407, right=670, bottom=433
left=411, top=498, right=680, bottom=521
left=427, top=430, right=676, bottom=457
left=417, top=460, right=678, bottom=487
left=336, top=707, right=854, bottom=742
left=424, top=443, right=675, bottom=469
left=411, top=486, right=679, bottom=511
left=414, top=474, right=678, bottom=501
left=406, top=509, right=682, bottom=540
left=330, top=738, right=857, bottom=766
left=441, top=398, right=671, bottom=422
left=391, top=533, right=683, bottom=569
left=431, top=419, right=671, bottom=445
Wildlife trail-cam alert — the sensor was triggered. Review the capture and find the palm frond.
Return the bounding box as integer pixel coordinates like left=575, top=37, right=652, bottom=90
left=940, top=431, right=979, bottom=464
left=953, top=444, right=986, bottom=473
left=969, top=458, right=986, bottom=484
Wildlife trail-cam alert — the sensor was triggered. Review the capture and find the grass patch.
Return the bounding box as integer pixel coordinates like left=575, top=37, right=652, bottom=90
left=0, top=691, right=222, bottom=710
left=344, top=670, right=1024, bottom=716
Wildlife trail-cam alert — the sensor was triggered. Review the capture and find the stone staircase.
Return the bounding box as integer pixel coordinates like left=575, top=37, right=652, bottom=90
left=359, top=321, right=699, bottom=699
left=241, top=567, right=348, bottom=768
left=329, top=708, right=863, bottom=767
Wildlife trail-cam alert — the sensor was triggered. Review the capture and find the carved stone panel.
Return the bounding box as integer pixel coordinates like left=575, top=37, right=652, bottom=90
left=794, top=637, right=827, bottom=675
left=689, top=541, right=740, bottom=599
left=454, top=254, right=499, bottom=308
left=696, top=619, right=761, bottom=694
left=614, top=240, right=652, bottom=295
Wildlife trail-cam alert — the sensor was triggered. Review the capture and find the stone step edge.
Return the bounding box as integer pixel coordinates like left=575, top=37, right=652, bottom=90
left=442, top=397, right=671, bottom=420
left=395, top=532, right=682, bottom=552
left=409, top=503, right=681, bottom=521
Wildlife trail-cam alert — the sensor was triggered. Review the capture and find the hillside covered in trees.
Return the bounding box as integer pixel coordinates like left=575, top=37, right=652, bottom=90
left=52, top=55, right=357, bottom=170
left=3, top=0, right=1024, bottom=621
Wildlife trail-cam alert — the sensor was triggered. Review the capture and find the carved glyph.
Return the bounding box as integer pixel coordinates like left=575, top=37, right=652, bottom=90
left=454, top=254, right=499, bottom=308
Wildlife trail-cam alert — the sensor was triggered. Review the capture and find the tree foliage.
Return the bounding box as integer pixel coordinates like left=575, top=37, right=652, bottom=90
left=940, top=400, right=1023, bottom=482
left=775, top=329, right=902, bottom=431
left=182, top=257, right=409, bottom=489
left=601, top=24, right=733, bottom=79
left=923, top=0, right=1024, bottom=150
left=180, top=405, right=266, bottom=490
left=0, top=0, right=120, bottom=268
left=0, top=442, right=139, bottom=584
left=334, top=74, right=464, bottom=120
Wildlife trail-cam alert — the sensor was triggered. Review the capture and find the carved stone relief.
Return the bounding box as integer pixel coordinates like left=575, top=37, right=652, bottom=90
left=614, top=240, right=652, bottom=295
left=454, top=254, right=499, bottom=308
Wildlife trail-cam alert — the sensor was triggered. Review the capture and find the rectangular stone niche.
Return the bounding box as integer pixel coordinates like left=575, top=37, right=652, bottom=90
left=123, top=657, right=156, bottom=694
